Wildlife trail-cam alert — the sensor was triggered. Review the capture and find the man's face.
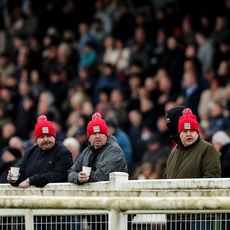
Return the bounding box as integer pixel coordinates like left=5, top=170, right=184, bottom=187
left=89, top=132, right=107, bottom=149
left=179, top=130, right=198, bottom=147
left=37, top=134, right=55, bottom=150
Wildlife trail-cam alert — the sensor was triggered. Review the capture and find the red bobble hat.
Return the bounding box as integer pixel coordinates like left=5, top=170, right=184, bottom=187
left=178, top=108, right=199, bottom=134
left=34, top=115, right=56, bottom=139
left=87, top=112, right=108, bottom=138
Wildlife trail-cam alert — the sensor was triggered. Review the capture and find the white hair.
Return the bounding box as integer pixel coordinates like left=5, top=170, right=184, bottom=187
left=212, top=131, right=230, bottom=146
left=63, top=137, right=80, bottom=151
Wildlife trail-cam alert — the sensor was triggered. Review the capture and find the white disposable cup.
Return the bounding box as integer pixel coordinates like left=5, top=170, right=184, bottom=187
left=82, top=166, right=92, bottom=178
left=11, top=167, right=20, bottom=180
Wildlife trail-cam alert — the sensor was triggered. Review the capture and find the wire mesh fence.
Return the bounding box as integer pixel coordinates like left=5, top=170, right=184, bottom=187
left=128, top=212, right=230, bottom=230
left=0, top=211, right=230, bottom=230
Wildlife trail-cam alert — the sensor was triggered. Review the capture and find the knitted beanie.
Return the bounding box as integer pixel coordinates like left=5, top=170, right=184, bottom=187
left=178, top=108, right=199, bottom=134
left=87, top=112, right=108, bottom=138
left=34, top=115, right=56, bottom=139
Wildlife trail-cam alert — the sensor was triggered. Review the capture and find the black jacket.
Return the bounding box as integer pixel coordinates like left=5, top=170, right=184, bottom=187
left=220, top=142, right=230, bottom=177
left=11, top=141, right=73, bottom=187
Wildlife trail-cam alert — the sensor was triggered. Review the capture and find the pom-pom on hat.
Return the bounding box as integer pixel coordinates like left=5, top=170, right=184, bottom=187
left=87, top=112, right=108, bottom=138
left=34, top=115, right=56, bottom=139
left=178, top=108, right=199, bottom=134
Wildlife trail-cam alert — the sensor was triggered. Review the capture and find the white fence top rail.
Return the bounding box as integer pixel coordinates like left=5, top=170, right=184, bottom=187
left=0, top=172, right=230, bottom=198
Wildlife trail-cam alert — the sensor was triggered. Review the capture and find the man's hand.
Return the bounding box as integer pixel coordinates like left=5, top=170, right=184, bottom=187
left=7, top=170, right=19, bottom=183
left=19, top=180, right=30, bottom=188
left=78, top=171, right=89, bottom=183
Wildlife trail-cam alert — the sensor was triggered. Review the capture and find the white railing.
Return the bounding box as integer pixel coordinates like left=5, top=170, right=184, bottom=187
left=0, top=172, right=230, bottom=230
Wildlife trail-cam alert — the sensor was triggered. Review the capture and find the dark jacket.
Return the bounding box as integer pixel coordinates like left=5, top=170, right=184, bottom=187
left=0, top=158, right=21, bottom=183
left=220, top=142, right=230, bottom=177
left=165, top=137, right=221, bottom=179
left=11, top=141, right=73, bottom=187
left=68, top=135, right=128, bottom=184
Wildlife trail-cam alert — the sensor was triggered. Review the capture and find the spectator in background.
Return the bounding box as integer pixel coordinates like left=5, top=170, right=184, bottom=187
left=15, top=94, right=37, bottom=140
left=73, top=127, right=88, bottom=153
left=93, top=63, right=121, bottom=105
left=112, top=2, right=136, bottom=44
left=7, top=115, right=73, bottom=188
left=216, top=59, right=230, bottom=86
left=132, top=162, right=153, bottom=180
left=107, top=89, right=129, bottom=132
left=78, top=41, right=98, bottom=70
left=225, top=80, right=230, bottom=118
left=159, top=36, right=183, bottom=91
left=0, top=86, right=19, bottom=120
left=8, top=136, right=24, bottom=156
left=63, top=137, right=80, bottom=163
left=102, top=35, right=115, bottom=64
left=108, top=38, right=130, bottom=74
left=21, top=139, right=34, bottom=156
left=52, top=121, right=67, bottom=142
left=0, top=103, right=12, bottom=134
left=47, top=69, right=69, bottom=113
left=89, top=18, right=107, bottom=47
left=184, top=43, right=202, bottom=78
left=95, top=88, right=111, bottom=117
left=128, top=109, right=146, bottom=175
left=105, top=115, right=132, bottom=174
left=213, top=39, right=230, bottom=71
left=198, top=77, right=227, bottom=121
left=0, top=122, right=16, bottom=150
left=154, top=68, right=178, bottom=116
left=37, top=90, right=61, bottom=123
left=208, top=102, right=230, bottom=137
left=0, top=147, right=22, bottom=183
left=176, top=14, right=196, bottom=46
left=211, top=15, right=230, bottom=47
left=139, top=97, right=158, bottom=131
left=154, top=115, right=172, bottom=148
left=195, top=30, right=215, bottom=78
left=77, top=22, right=96, bottom=56
left=93, top=0, right=113, bottom=36
left=151, top=158, right=167, bottom=179
left=212, top=131, right=230, bottom=177
left=141, top=133, right=169, bottom=172
left=176, top=70, right=203, bottom=117
left=29, top=69, right=45, bottom=102
left=0, top=52, right=15, bottom=86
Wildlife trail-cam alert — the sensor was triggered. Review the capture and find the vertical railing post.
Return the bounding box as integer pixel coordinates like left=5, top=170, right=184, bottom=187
left=109, top=172, right=129, bottom=189
left=109, top=210, right=127, bottom=230
left=24, top=209, right=34, bottom=230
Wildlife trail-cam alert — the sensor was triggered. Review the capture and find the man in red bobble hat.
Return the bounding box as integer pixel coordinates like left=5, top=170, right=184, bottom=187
left=68, top=112, right=128, bottom=184
left=7, top=115, right=73, bottom=188
left=165, top=108, right=221, bottom=179
left=164, top=108, right=221, bottom=230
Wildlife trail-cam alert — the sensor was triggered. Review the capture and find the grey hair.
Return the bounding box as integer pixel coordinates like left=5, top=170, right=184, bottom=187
left=212, top=131, right=230, bottom=145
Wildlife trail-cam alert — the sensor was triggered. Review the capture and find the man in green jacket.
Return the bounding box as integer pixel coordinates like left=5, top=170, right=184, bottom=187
left=165, top=108, right=221, bottom=179
left=165, top=108, right=221, bottom=230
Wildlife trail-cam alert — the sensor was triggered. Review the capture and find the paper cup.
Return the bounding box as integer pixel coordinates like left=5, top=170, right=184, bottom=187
left=11, top=167, right=20, bottom=180
left=82, top=166, right=92, bottom=178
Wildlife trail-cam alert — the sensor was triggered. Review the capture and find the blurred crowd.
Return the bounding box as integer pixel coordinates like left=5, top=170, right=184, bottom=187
left=0, top=0, right=230, bottom=180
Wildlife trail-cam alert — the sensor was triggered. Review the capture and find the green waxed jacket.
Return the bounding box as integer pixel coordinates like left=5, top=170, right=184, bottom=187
left=165, top=136, right=221, bottom=179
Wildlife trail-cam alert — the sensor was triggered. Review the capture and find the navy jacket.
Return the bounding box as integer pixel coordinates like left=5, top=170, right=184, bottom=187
left=11, top=141, right=73, bottom=187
